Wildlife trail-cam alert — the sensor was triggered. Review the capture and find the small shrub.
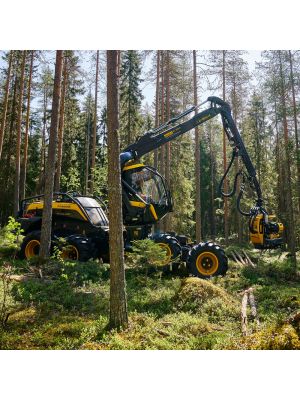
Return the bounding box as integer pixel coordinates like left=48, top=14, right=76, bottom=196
left=11, top=278, right=96, bottom=312
left=126, top=239, right=168, bottom=269
left=0, top=262, right=17, bottom=328
left=0, top=217, right=23, bottom=257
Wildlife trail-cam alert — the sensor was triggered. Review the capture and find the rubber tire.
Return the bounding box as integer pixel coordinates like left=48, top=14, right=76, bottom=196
left=151, top=233, right=182, bottom=268
left=187, top=241, right=228, bottom=279
left=19, top=230, right=41, bottom=259
left=61, top=235, right=96, bottom=261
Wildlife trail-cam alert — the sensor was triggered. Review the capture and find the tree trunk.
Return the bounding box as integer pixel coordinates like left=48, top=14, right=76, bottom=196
left=160, top=51, right=165, bottom=178
left=20, top=50, right=34, bottom=200
left=4, top=64, right=18, bottom=189
left=208, top=123, right=215, bottom=239
left=107, top=50, right=128, bottom=330
left=85, top=90, right=92, bottom=195
left=117, top=50, right=121, bottom=78
left=288, top=50, right=300, bottom=213
left=274, top=98, right=285, bottom=220
left=38, top=84, right=48, bottom=193
left=222, top=50, right=229, bottom=246
left=39, top=51, right=63, bottom=260
left=232, top=77, right=242, bottom=244
left=193, top=50, right=202, bottom=242
left=0, top=51, right=13, bottom=161
left=54, top=54, right=67, bottom=192
left=154, top=51, right=160, bottom=170
left=90, top=50, right=99, bottom=194
left=278, top=51, right=297, bottom=267
left=164, top=50, right=171, bottom=232
left=13, top=51, right=26, bottom=216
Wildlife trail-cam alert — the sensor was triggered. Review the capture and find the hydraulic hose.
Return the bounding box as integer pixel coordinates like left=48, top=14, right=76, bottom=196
left=218, top=148, right=240, bottom=198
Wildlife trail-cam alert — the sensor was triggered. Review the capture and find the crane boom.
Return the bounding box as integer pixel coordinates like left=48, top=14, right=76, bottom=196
left=120, top=96, right=284, bottom=249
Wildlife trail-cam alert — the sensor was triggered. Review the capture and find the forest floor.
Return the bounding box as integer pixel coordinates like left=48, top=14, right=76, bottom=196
left=0, top=247, right=300, bottom=350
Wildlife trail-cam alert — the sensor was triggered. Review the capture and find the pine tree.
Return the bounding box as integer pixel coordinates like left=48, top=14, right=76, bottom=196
left=0, top=51, right=13, bottom=161
left=119, top=50, right=143, bottom=148
left=20, top=50, right=34, bottom=200
left=54, top=52, right=67, bottom=192
left=39, top=51, right=63, bottom=260
left=90, top=50, right=99, bottom=194
left=13, top=51, right=26, bottom=215
left=193, top=50, right=202, bottom=242
left=107, top=50, right=128, bottom=330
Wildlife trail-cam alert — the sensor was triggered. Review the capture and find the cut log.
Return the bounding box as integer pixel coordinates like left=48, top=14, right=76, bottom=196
left=241, top=290, right=248, bottom=336
left=248, top=288, right=260, bottom=327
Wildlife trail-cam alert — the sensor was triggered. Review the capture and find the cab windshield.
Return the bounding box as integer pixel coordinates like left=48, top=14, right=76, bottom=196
left=76, top=197, right=108, bottom=226
left=124, top=167, right=168, bottom=205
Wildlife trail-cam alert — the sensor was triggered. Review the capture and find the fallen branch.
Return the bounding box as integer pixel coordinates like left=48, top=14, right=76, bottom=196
left=234, top=250, right=247, bottom=266
left=242, top=250, right=255, bottom=267
left=0, top=273, right=52, bottom=283
left=231, top=252, right=243, bottom=266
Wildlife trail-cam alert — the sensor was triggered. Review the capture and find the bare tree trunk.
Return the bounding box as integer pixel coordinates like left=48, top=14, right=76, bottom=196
left=193, top=50, right=202, bottom=242
left=54, top=54, right=67, bottom=192
left=164, top=50, right=171, bottom=231
left=0, top=51, right=13, bottom=160
left=222, top=50, right=229, bottom=246
left=154, top=51, right=160, bottom=170
left=90, top=50, right=99, bottom=194
left=20, top=50, right=34, bottom=200
left=288, top=50, right=300, bottom=213
left=39, top=51, right=63, bottom=260
left=274, top=98, right=285, bottom=219
left=4, top=65, right=18, bottom=189
left=107, top=50, right=128, bottom=330
left=85, top=90, right=92, bottom=195
left=13, top=51, right=26, bottom=216
left=38, top=85, right=48, bottom=193
left=160, top=51, right=165, bottom=178
left=232, top=77, right=242, bottom=244
left=208, top=123, right=215, bottom=239
left=117, top=50, right=121, bottom=78
left=278, top=51, right=297, bottom=267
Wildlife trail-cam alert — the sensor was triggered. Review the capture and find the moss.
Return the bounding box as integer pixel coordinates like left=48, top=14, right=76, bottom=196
left=175, top=277, right=238, bottom=311
left=230, top=323, right=300, bottom=350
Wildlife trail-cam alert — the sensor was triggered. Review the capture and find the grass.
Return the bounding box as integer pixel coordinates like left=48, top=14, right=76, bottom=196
left=0, top=248, right=299, bottom=349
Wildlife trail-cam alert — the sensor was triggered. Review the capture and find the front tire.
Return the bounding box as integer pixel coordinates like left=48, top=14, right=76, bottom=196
left=19, top=230, right=41, bottom=259
left=187, top=242, right=228, bottom=279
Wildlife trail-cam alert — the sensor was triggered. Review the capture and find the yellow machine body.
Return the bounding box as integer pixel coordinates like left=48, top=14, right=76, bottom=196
left=26, top=201, right=88, bottom=221
left=249, top=214, right=284, bottom=249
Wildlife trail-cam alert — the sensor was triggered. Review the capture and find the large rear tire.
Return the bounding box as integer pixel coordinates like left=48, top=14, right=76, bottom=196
left=187, top=242, right=228, bottom=279
left=60, top=235, right=95, bottom=261
left=151, top=233, right=182, bottom=268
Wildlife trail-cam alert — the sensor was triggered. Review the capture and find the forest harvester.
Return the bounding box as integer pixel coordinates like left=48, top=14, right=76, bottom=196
left=17, top=97, right=284, bottom=278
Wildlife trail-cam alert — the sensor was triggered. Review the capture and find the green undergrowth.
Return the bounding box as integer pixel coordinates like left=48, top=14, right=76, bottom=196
left=0, top=248, right=299, bottom=349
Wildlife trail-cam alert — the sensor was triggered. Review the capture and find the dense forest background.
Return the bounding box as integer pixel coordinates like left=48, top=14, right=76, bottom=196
left=0, top=50, right=299, bottom=250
